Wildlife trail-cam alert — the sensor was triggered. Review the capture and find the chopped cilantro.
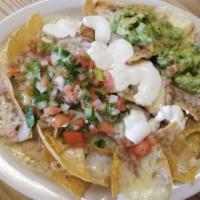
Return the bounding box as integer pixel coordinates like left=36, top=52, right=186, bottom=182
left=64, top=78, right=73, bottom=85
left=103, top=102, right=116, bottom=117
left=25, top=60, right=41, bottom=75
left=81, top=124, right=89, bottom=133
left=34, top=89, right=49, bottom=104
left=82, top=93, right=91, bottom=102
left=25, top=106, right=35, bottom=129
left=37, top=43, right=50, bottom=53
left=67, top=124, right=76, bottom=131
left=81, top=80, right=90, bottom=88
left=52, top=46, right=70, bottom=62
left=94, top=138, right=106, bottom=148
left=84, top=108, right=96, bottom=122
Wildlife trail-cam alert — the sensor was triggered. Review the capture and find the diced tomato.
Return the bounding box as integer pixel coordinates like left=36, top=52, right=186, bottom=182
left=78, top=74, right=85, bottom=82
left=71, top=117, right=85, bottom=130
left=71, top=54, right=81, bottom=63
left=44, top=106, right=61, bottom=116
left=29, top=46, right=37, bottom=54
left=129, top=139, right=153, bottom=158
left=64, top=85, right=75, bottom=102
left=89, top=124, right=98, bottom=134
left=91, top=78, right=100, bottom=86
left=51, top=114, right=73, bottom=128
left=90, top=93, right=98, bottom=101
left=9, top=64, right=21, bottom=75
left=80, top=58, right=94, bottom=69
left=103, top=71, right=115, bottom=92
left=116, top=97, right=125, bottom=111
left=98, top=121, right=113, bottom=135
left=64, top=130, right=84, bottom=147
left=40, top=75, right=49, bottom=86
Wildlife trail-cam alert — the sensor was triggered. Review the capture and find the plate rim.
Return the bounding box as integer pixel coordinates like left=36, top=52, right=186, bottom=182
left=0, top=0, right=200, bottom=199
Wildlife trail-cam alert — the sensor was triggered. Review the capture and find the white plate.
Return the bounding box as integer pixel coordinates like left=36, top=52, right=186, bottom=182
left=0, top=0, right=200, bottom=199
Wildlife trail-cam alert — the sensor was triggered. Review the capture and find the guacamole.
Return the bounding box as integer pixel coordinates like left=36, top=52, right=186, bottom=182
left=157, top=44, right=200, bottom=93
left=111, top=8, right=183, bottom=54
left=112, top=8, right=200, bottom=94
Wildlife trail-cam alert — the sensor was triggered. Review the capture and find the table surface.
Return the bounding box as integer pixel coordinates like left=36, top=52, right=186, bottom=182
left=0, top=0, right=199, bottom=200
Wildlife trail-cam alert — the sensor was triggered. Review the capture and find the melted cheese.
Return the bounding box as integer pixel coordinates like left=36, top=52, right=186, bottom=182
left=117, top=146, right=171, bottom=200
left=43, top=19, right=80, bottom=39
left=83, top=16, right=111, bottom=43
left=155, top=105, right=187, bottom=130
left=86, top=152, right=112, bottom=178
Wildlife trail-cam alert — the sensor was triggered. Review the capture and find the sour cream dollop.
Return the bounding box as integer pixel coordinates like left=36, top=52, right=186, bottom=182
left=87, top=42, right=113, bottom=70
left=43, top=19, right=80, bottom=39
left=155, top=105, right=187, bottom=130
left=124, top=105, right=186, bottom=144
left=124, top=109, right=159, bottom=144
left=83, top=16, right=111, bottom=43
left=109, top=61, right=162, bottom=106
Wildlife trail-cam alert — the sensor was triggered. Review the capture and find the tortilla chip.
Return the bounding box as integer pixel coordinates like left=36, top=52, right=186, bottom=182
left=164, top=139, right=197, bottom=183
left=186, top=133, right=200, bottom=158
left=9, top=136, right=90, bottom=197
left=183, top=118, right=200, bottom=138
left=126, top=47, right=153, bottom=64
left=6, top=27, right=31, bottom=63
left=27, top=11, right=45, bottom=35
left=83, top=0, right=95, bottom=16
left=53, top=171, right=90, bottom=197
left=94, top=1, right=154, bottom=13
left=111, top=151, right=122, bottom=197
left=37, top=124, right=92, bottom=182
left=111, top=145, right=172, bottom=199
left=79, top=25, right=95, bottom=41
left=155, top=123, right=198, bottom=183
left=6, top=12, right=44, bottom=63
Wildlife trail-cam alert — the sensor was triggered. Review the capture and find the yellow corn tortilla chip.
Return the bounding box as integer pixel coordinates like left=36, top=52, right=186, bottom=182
left=53, top=171, right=90, bottom=197
left=111, top=151, right=122, bottom=197
left=6, top=12, right=44, bottom=63
left=93, top=1, right=155, bottom=14
left=182, top=118, right=200, bottom=138
left=37, top=124, right=92, bottom=182
left=155, top=123, right=198, bottom=183
left=186, top=133, right=200, bottom=158
left=9, top=136, right=90, bottom=197
left=6, top=27, right=31, bottom=63
left=27, top=11, right=45, bottom=35
left=111, top=145, right=172, bottom=199
left=37, top=124, right=112, bottom=187
left=83, top=0, right=95, bottom=16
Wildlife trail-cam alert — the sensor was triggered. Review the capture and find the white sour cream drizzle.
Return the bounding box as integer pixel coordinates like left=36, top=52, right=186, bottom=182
left=83, top=16, right=111, bottom=43
left=124, top=105, right=186, bottom=144
left=43, top=19, right=80, bottom=39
